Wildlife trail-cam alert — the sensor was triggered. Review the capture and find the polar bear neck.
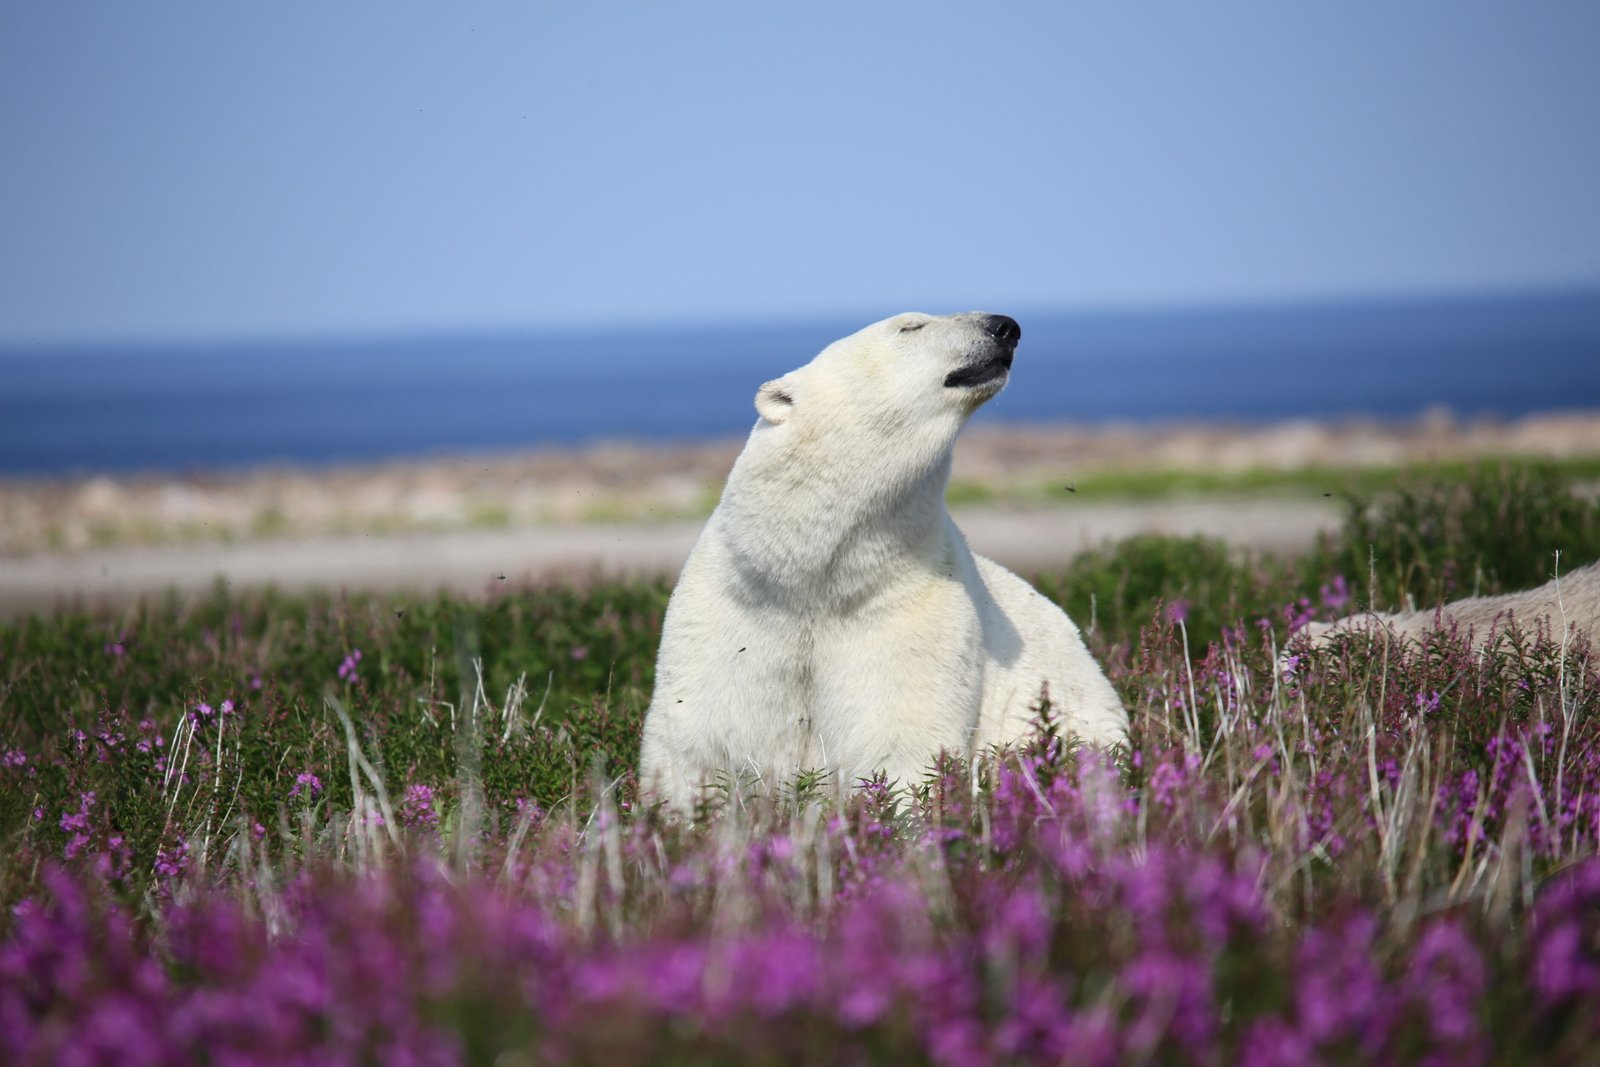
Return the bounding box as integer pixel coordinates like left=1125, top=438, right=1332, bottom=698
left=710, top=413, right=964, bottom=611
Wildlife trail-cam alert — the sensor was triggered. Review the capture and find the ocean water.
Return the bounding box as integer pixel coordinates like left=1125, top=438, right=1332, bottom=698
left=2, top=290, right=1598, bottom=476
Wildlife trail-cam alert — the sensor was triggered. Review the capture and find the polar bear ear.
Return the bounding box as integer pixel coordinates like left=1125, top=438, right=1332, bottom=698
left=755, top=376, right=798, bottom=425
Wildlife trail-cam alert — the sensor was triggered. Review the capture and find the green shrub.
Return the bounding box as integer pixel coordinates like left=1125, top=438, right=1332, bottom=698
left=1035, top=535, right=1275, bottom=652
left=1306, top=462, right=1600, bottom=613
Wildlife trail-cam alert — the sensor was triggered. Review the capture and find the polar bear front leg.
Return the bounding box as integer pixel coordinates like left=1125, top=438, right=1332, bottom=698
left=638, top=718, right=704, bottom=814
left=809, top=587, right=985, bottom=792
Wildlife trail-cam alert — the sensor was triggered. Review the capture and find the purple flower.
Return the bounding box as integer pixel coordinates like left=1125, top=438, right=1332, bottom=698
left=1294, top=913, right=1390, bottom=1052
left=1408, top=921, right=1486, bottom=1044
left=1531, top=860, right=1600, bottom=1005
left=1240, top=1020, right=1316, bottom=1067
left=289, top=772, right=323, bottom=800
left=400, top=785, right=441, bottom=829
left=135, top=720, right=161, bottom=754
left=155, top=838, right=190, bottom=880
left=59, top=792, right=96, bottom=855
left=337, top=648, right=363, bottom=682
left=1122, top=950, right=1216, bottom=1048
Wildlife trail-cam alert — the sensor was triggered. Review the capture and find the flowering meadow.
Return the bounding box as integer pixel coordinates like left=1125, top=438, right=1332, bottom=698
left=3, top=464, right=1600, bottom=1065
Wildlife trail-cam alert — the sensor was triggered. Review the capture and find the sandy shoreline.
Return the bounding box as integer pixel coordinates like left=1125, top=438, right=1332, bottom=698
left=0, top=497, right=1340, bottom=620
left=4, top=411, right=1598, bottom=617
left=5, top=411, right=1600, bottom=555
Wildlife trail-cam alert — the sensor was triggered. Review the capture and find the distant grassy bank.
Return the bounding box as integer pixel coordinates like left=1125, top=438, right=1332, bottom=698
left=6, top=413, right=1600, bottom=553
left=947, top=452, right=1600, bottom=506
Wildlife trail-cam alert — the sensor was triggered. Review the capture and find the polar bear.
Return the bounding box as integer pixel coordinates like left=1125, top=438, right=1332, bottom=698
left=638, top=311, right=1128, bottom=811
left=1305, top=559, right=1600, bottom=652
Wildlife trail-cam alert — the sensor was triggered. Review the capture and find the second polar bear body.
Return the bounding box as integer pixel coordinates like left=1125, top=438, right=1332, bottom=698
left=639, top=312, right=1127, bottom=810
left=1309, top=559, right=1600, bottom=650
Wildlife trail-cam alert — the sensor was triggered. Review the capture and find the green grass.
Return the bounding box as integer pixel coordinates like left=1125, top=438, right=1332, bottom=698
left=4, top=460, right=1597, bottom=858
left=946, top=453, right=1600, bottom=506
left=0, top=577, right=668, bottom=868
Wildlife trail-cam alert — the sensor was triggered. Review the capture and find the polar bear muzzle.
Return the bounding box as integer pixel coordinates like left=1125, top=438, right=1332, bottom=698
left=943, top=314, right=1020, bottom=389
left=978, top=313, right=1021, bottom=346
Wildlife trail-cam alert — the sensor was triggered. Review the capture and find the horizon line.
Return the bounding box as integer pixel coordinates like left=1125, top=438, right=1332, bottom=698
left=2, top=280, right=1597, bottom=356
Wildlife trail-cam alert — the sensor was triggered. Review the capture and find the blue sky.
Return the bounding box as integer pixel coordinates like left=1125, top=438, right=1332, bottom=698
left=1, top=2, right=1597, bottom=346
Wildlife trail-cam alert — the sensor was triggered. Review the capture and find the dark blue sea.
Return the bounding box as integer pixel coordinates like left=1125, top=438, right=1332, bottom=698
left=2, top=290, right=1598, bottom=476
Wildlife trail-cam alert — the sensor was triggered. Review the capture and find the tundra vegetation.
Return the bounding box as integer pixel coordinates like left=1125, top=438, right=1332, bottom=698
left=3, top=463, right=1600, bottom=1065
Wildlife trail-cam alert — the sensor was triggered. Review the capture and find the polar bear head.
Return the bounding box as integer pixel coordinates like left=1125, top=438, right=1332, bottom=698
left=752, top=312, right=1021, bottom=437
left=716, top=311, right=1023, bottom=587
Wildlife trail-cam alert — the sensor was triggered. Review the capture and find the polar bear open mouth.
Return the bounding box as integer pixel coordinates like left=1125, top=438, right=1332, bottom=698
left=943, top=351, right=1014, bottom=389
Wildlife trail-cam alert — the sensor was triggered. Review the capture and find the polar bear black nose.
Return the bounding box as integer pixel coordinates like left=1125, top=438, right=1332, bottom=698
left=981, top=314, right=1021, bottom=346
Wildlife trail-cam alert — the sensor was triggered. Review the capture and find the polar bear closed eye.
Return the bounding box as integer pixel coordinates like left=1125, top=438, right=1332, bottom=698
left=638, top=312, right=1128, bottom=812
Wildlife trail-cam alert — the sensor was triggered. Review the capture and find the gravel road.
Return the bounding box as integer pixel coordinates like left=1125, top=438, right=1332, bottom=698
left=0, top=497, right=1339, bottom=619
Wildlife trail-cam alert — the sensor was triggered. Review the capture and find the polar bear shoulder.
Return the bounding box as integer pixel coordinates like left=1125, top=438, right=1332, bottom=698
left=972, top=554, right=1129, bottom=751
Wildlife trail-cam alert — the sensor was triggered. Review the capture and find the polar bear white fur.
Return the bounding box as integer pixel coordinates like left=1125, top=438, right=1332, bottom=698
left=1305, top=559, right=1600, bottom=652
left=638, top=311, right=1128, bottom=811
